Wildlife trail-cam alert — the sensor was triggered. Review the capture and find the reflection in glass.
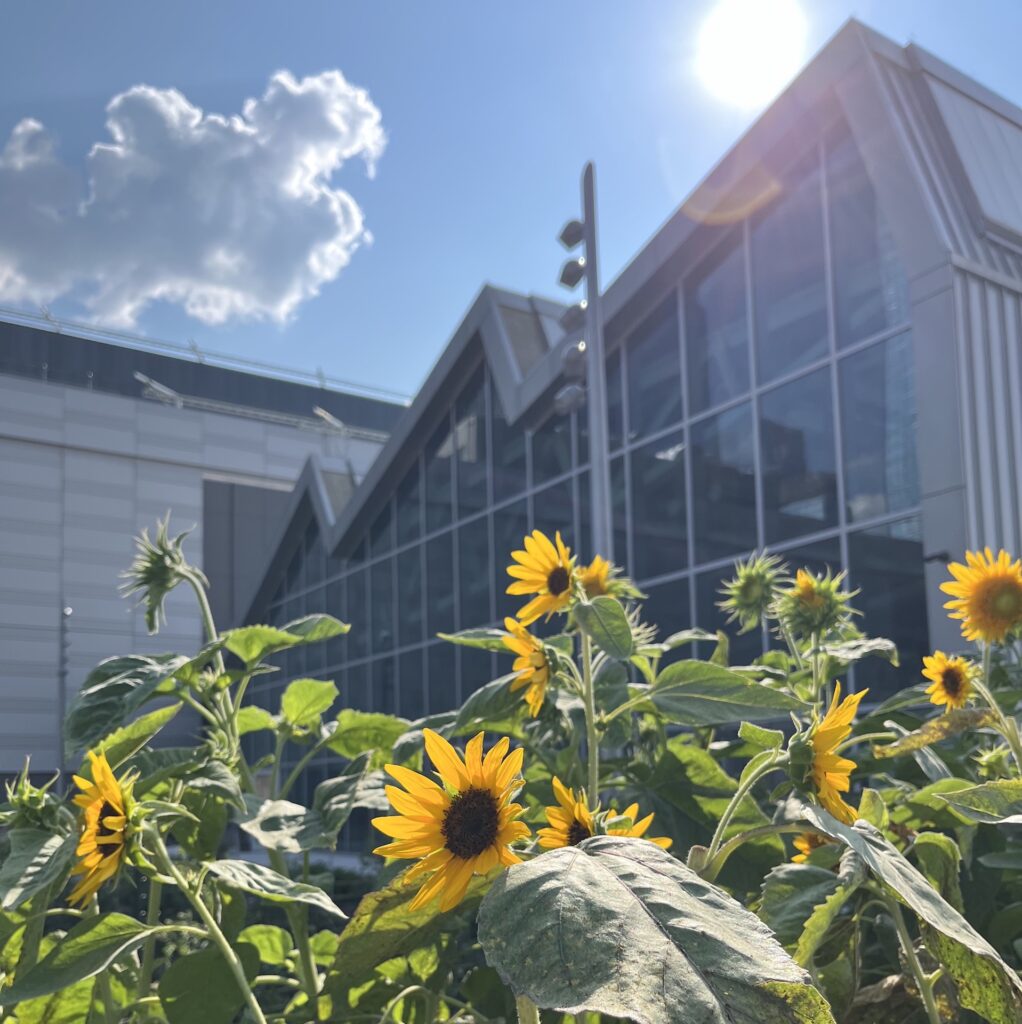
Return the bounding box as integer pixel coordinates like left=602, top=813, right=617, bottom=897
left=398, top=547, right=424, bottom=647
left=696, top=570, right=763, bottom=666
left=426, top=531, right=455, bottom=636
left=531, top=410, right=572, bottom=485
left=532, top=478, right=575, bottom=555
left=399, top=649, right=425, bottom=721
left=371, top=558, right=394, bottom=652
left=691, top=403, right=757, bottom=563
left=396, top=462, right=422, bottom=546
left=642, top=576, right=691, bottom=653
left=491, top=386, right=527, bottom=504
left=460, top=646, right=494, bottom=698
left=752, top=156, right=828, bottom=383
left=828, top=123, right=909, bottom=347
left=610, top=455, right=629, bottom=570
left=686, top=232, right=749, bottom=413
left=493, top=499, right=529, bottom=621
left=626, top=297, right=682, bottom=441
left=606, top=350, right=624, bottom=450
left=347, top=569, right=367, bottom=659
left=760, top=368, right=838, bottom=543
left=325, top=579, right=346, bottom=666
left=347, top=663, right=369, bottom=711
left=455, top=366, right=489, bottom=517
left=425, top=418, right=454, bottom=533
left=370, top=503, right=393, bottom=557
left=630, top=430, right=687, bottom=580
left=459, top=515, right=492, bottom=629
left=427, top=642, right=457, bottom=714
left=840, top=333, right=919, bottom=522
left=373, top=657, right=397, bottom=714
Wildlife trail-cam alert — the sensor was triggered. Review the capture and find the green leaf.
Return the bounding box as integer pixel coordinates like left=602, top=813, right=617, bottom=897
left=280, top=678, right=338, bottom=729
left=205, top=859, right=346, bottom=920
left=236, top=706, right=276, bottom=736
left=647, top=628, right=717, bottom=653
left=159, top=942, right=259, bottom=1024
left=223, top=625, right=302, bottom=665
left=238, top=797, right=308, bottom=853
left=800, top=803, right=1022, bottom=1022
left=818, top=637, right=898, bottom=664
left=237, top=924, right=292, bottom=966
left=454, top=673, right=522, bottom=730
left=184, top=759, right=245, bottom=809
left=857, top=788, right=889, bottom=830
left=478, top=837, right=834, bottom=1023
left=593, top=660, right=631, bottom=713
left=739, top=722, right=785, bottom=750
left=437, top=628, right=511, bottom=651
left=129, top=746, right=206, bottom=796
left=0, top=913, right=154, bottom=1005
left=913, top=832, right=964, bottom=911
left=939, top=779, right=1022, bottom=824
left=0, top=829, right=76, bottom=911
left=642, top=661, right=806, bottom=726
left=88, top=702, right=182, bottom=772
left=310, top=930, right=339, bottom=966
left=283, top=613, right=349, bottom=642
left=574, top=596, right=633, bottom=660
left=12, top=976, right=95, bottom=1024
left=326, top=709, right=409, bottom=760
left=759, top=863, right=841, bottom=947
left=793, top=853, right=866, bottom=968
left=873, top=708, right=997, bottom=758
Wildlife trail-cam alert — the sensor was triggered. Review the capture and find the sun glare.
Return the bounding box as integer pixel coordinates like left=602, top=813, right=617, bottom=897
left=695, top=0, right=808, bottom=110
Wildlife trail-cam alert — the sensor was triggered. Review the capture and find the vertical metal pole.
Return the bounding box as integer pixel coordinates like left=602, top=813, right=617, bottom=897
left=582, top=162, right=614, bottom=561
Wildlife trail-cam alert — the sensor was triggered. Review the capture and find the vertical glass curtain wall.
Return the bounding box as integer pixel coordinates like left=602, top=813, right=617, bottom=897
left=254, top=119, right=927, bottom=819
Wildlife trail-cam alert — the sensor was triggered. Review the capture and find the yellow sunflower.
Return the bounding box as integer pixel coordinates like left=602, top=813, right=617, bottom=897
left=502, top=617, right=550, bottom=717
left=922, top=650, right=975, bottom=712
left=506, top=530, right=575, bottom=625
left=941, top=547, right=1022, bottom=644
left=792, top=831, right=830, bottom=863
left=69, top=751, right=130, bottom=907
left=537, top=778, right=671, bottom=850
left=372, top=730, right=529, bottom=912
left=810, top=683, right=867, bottom=825
left=580, top=555, right=611, bottom=598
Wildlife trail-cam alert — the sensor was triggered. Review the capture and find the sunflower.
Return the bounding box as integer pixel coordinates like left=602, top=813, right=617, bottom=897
left=792, top=832, right=830, bottom=863
left=580, top=555, right=611, bottom=598
left=501, top=617, right=550, bottom=717
left=941, top=548, right=1022, bottom=644
left=922, top=650, right=975, bottom=712
left=537, top=778, right=671, bottom=850
left=69, top=751, right=130, bottom=906
left=810, top=683, right=867, bottom=825
left=774, top=568, right=856, bottom=638
left=506, top=530, right=575, bottom=625
left=372, top=730, right=529, bottom=912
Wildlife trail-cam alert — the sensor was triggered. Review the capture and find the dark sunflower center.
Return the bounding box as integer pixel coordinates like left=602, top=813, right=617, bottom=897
left=989, top=582, right=1022, bottom=619
left=566, top=820, right=592, bottom=846
left=547, top=566, right=570, bottom=596
left=941, top=666, right=964, bottom=697
left=442, top=787, right=499, bottom=859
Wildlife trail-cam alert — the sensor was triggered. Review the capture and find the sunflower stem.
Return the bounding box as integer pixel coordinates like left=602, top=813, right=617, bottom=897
left=267, top=847, right=322, bottom=1019
left=705, top=755, right=781, bottom=864
left=149, top=830, right=268, bottom=1024
left=135, top=877, right=162, bottom=1007
left=515, top=994, right=541, bottom=1024
left=580, top=631, right=600, bottom=802
left=884, top=894, right=942, bottom=1024
left=702, top=823, right=809, bottom=882
left=975, top=645, right=1022, bottom=775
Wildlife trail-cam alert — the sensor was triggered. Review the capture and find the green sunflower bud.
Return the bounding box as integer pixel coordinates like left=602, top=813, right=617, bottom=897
left=773, top=567, right=857, bottom=639
left=718, top=552, right=786, bottom=634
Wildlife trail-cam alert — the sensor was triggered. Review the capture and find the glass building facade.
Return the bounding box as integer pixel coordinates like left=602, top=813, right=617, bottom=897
left=250, top=119, right=929, bottom=820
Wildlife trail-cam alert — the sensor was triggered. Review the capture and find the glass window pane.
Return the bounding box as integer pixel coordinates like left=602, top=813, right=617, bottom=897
left=347, top=569, right=367, bottom=659
left=426, top=532, right=455, bottom=636
left=847, top=517, right=927, bottom=698
left=691, top=403, right=757, bottom=564
left=396, top=463, right=422, bottom=547
left=630, top=429, right=687, bottom=580
left=641, top=576, right=691, bottom=642
left=491, top=386, right=527, bottom=504
left=760, top=368, right=838, bottom=543
left=371, top=559, right=394, bottom=653
left=399, top=650, right=425, bottom=722
left=775, top=535, right=843, bottom=580
left=626, top=296, right=682, bottom=441
left=346, top=663, right=369, bottom=712
left=373, top=657, right=397, bottom=715
left=531, top=411, right=572, bottom=485
left=304, top=586, right=327, bottom=675
left=427, top=642, right=457, bottom=714
left=460, top=647, right=494, bottom=698
left=425, top=418, right=454, bottom=533
left=611, top=455, right=629, bottom=570
left=752, top=156, right=828, bottom=383
left=532, top=478, right=575, bottom=555
left=696, top=570, right=764, bottom=666
left=456, top=366, right=488, bottom=517
left=606, top=350, right=624, bottom=451
left=398, top=547, right=424, bottom=647
left=459, top=516, right=492, bottom=629
left=493, top=499, right=529, bottom=621
left=304, top=525, right=324, bottom=586
left=370, top=503, right=393, bottom=557
left=840, top=332, right=919, bottom=523
left=828, top=123, right=909, bottom=347
left=325, top=578, right=347, bottom=667
left=686, top=232, right=749, bottom=413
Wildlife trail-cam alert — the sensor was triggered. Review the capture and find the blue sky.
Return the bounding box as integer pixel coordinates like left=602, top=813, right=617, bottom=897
left=2, top=1, right=1021, bottom=400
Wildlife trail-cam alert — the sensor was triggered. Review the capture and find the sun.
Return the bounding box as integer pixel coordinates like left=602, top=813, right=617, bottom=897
left=695, top=0, right=809, bottom=110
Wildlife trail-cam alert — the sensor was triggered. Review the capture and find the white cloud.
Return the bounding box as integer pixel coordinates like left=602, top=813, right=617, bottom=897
left=0, top=69, right=385, bottom=326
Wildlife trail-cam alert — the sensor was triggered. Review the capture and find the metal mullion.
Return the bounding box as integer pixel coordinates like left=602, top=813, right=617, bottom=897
left=678, top=289, right=697, bottom=585
left=744, top=218, right=767, bottom=562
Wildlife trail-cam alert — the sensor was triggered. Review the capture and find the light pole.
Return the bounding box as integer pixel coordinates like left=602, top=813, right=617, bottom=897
left=558, top=162, right=613, bottom=561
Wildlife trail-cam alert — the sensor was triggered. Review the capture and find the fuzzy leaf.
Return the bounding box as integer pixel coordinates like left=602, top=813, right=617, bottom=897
left=87, top=702, right=182, bottom=772
left=326, top=709, right=409, bottom=760
left=223, top=625, right=303, bottom=665
left=280, top=678, right=338, bottom=729
left=238, top=924, right=292, bottom=966
left=575, top=596, right=633, bottom=660
left=819, top=637, right=898, bottom=664
left=759, top=863, right=841, bottom=947
left=437, top=628, right=511, bottom=652
left=159, top=942, right=259, bottom=1024
left=939, top=779, right=1022, bottom=824
left=793, top=853, right=866, bottom=967
left=873, top=709, right=997, bottom=758
left=205, top=860, right=346, bottom=920
left=282, top=614, right=349, bottom=642
left=0, top=829, right=76, bottom=911
left=236, top=706, right=276, bottom=736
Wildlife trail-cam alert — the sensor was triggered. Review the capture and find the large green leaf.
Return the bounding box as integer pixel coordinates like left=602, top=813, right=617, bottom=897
left=280, top=678, right=338, bottom=729
left=0, top=913, right=153, bottom=1004
left=939, top=779, right=1022, bottom=824
left=478, top=837, right=834, bottom=1023
left=12, top=976, right=95, bottom=1024
left=326, top=709, right=409, bottom=760
left=759, top=863, right=842, bottom=947
left=236, top=705, right=276, bottom=736
left=87, top=702, right=182, bottom=772
left=818, top=637, right=898, bottom=664
left=454, top=673, right=522, bottom=730
left=793, top=853, right=866, bottom=968
left=873, top=708, right=997, bottom=758
left=801, top=804, right=1022, bottom=1023
left=283, top=613, right=349, bottom=642
left=0, top=829, right=76, bottom=911
left=437, top=628, right=512, bottom=652
left=222, top=625, right=302, bottom=665
left=640, top=661, right=806, bottom=726
left=574, top=596, right=633, bottom=660
left=238, top=924, right=292, bottom=966
left=205, top=859, right=346, bottom=920
left=159, top=942, right=259, bottom=1024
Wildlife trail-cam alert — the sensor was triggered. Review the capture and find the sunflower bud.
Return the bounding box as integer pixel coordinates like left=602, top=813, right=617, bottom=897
left=718, top=552, right=786, bottom=634
left=773, top=568, right=857, bottom=639
left=786, top=731, right=815, bottom=792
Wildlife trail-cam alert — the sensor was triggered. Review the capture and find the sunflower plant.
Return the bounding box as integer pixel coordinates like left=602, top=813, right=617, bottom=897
left=2, top=521, right=1022, bottom=1024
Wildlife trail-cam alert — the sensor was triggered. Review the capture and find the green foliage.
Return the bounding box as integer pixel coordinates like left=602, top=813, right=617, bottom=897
left=574, top=596, right=634, bottom=660
left=0, top=829, right=76, bottom=911
left=159, top=943, right=260, bottom=1024
left=204, top=859, right=347, bottom=920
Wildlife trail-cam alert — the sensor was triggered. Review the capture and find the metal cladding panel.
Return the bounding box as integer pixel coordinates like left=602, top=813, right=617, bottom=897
left=953, top=269, right=1022, bottom=552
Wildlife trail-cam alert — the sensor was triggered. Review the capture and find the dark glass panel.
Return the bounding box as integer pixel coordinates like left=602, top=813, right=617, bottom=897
left=399, top=650, right=425, bottom=722
left=606, top=349, right=625, bottom=451
left=760, top=368, right=838, bottom=543
left=611, top=455, right=629, bottom=570
left=369, top=503, right=393, bottom=557
left=427, top=642, right=457, bottom=714
left=347, top=663, right=369, bottom=712
left=459, top=516, right=493, bottom=630
left=396, top=462, right=422, bottom=546
left=459, top=647, right=495, bottom=698
left=641, top=576, right=691, bottom=643
left=493, top=499, right=529, bottom=621
left=347, top=569, right=368, bottom=659
left=752, top=155, right=828, bottom=383
left=455, top=366, right=489, bottom=517
left=304, top=586, right=327, bottom=675
left=576, top=400, right=588, bottom=467
left=577, top=472, right=593, bottom=563
left=532, top=478, right=575, bottom=554
left=398, top=547, right=424, bottom=647
left=840, top=333, right=919, bottom=523
left=686, top=232, right=749, bottom=413
left=425, top=417, right=454, bottom=533
left=626, top=296, right=682, bottom=441
left=491, top=385, right=527, bottom=504
left=325, top=578, right=347, bottom=667
left=426, top=532, right=455, bottom=636
left=531, top=411, right=572, bottom=485
left=304, top=524, right=324, bottom=586
left=283, top=597, right=303, bottom=677
left=696, top=570, right=764, bottom=666
left=828, top=123, right=910, bottom=347
left=630, top=430, right=687, bottom=580
left=372, top=657, right=397, bottom=715
left=371, top=559, right=394, bottom=653
left=285, top=544, right=303, bottom=594
left=691, top=403, right=757, bottom=564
